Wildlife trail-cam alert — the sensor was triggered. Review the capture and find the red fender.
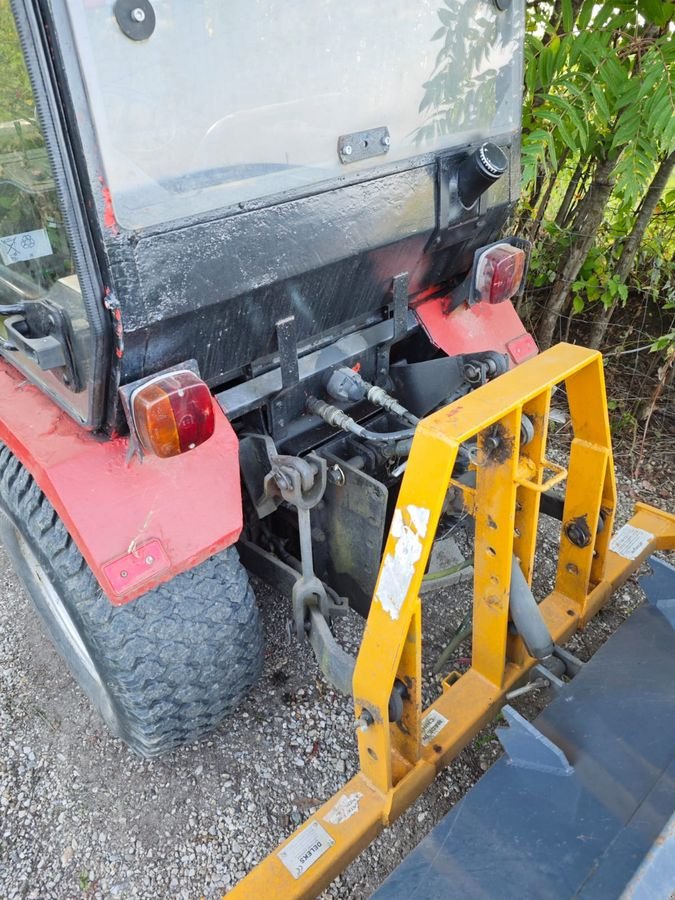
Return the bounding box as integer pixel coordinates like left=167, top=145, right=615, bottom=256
left=415, top=297, right=538, bottom=365
left=0, top=361, right=242, bottom=605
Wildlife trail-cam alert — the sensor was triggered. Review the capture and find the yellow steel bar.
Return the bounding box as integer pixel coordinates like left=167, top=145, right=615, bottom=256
left=564, top=355, right=617, bottom=588
left=555, top=440, right=609, bottom=606
left=352, top=425, right=459, bottom=793
left=421, top=342, right=598, bottom=444
left=471, top=407, right=521, bottom=687
left=514, top=388, right=552, bottom=584
left=229, top=345, right=675, bottom=900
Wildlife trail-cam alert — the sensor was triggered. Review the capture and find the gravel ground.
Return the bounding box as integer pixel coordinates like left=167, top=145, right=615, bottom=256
left=1, top=443, right=673, bottom=899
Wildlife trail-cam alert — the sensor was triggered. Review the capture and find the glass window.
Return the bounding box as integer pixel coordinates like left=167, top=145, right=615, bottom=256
left=0, top=1, right=76, bottom=295
left=63, top=0, right=524, bottom=229
left=0, top=0, right=90, bottom=420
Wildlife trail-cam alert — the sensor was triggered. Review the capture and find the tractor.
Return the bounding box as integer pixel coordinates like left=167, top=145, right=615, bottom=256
left=1, top=1, right=674, bottom=896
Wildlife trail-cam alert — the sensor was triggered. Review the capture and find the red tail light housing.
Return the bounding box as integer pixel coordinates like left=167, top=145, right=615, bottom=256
left=131, top=370, right=215, bottom=458
left=473, top=243, right=526, bottom=304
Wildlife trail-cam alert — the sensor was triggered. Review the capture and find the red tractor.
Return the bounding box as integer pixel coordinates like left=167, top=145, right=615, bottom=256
left=2, top=1, right=674, bottom=895
left=0, top=0, right=537, bottom=755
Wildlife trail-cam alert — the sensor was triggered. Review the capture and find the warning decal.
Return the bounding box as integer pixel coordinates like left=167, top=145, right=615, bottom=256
left=421, top=710, right=449, bottom=745
left=609, top=524, right=653, bottom=561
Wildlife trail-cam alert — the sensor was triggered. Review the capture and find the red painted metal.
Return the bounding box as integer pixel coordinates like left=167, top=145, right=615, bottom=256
left=0, top=361, right=242, bottom=605
left=102, top=539, right=170, bottom=596
left=414, top=297, right=538, bottom=366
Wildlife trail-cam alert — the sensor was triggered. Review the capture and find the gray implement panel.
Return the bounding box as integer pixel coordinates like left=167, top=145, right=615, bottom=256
left=374, top=558, right=675, bottom=900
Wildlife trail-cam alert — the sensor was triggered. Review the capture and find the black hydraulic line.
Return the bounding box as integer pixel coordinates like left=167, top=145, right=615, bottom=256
left=306, top=396, right=416, bottom=442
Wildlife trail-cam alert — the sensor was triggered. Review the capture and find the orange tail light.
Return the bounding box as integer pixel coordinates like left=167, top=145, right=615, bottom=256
left=131, top=370, right=215, bottom=458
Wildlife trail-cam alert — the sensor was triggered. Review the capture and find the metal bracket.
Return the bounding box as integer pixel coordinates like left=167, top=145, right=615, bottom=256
left=275, top=316, right=299, bottom=389
left=338, top=126, right=390, bottom=164
left=260, top=437, right=336, bottom=638
left=391, top=273, right=409, bottom=342
left=238, top=540, right=352, bottom=694
left=496, top=706, right=573, bottom=776
left=552, top=645, right=585, bottom=679
left=3, top=298, right=82, bottom=391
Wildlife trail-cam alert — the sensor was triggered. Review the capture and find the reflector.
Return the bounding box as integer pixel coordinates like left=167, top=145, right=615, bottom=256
left=474, top=244, right=526, bottom=304
left=131, top=370, right=214, bottom=458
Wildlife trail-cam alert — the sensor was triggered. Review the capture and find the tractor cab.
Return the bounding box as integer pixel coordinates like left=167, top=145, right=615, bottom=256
left=1, top=0, right=526, bottom=434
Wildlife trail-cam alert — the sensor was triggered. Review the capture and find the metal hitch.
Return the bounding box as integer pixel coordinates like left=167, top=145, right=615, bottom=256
left=230, top=344, right=675, bottom=898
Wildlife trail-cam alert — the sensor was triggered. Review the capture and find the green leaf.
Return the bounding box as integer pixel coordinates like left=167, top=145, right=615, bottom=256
left=562, top=0, right=574, bottom=33
left=638, top=0, right=674, bottom=27
left=577, top=0, right=595, bottom=29
left=591, top=84, right=611, bottom=124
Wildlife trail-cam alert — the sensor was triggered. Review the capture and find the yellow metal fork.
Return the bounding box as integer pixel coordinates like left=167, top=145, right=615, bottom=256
left=229, top=343, right=675, bottom=898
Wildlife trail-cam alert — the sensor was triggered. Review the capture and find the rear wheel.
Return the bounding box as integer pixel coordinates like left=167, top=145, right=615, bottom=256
left=0, top=445, right=264, bottom=757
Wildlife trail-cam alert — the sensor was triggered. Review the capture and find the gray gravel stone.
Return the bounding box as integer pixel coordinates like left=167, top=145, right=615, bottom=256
left=0, top=447, right=671, bottom=898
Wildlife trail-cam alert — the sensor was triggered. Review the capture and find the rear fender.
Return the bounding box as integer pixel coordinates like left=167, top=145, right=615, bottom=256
left=415, top=298, right=538, bottom=366
left=0, top=361, right=242, bottom=605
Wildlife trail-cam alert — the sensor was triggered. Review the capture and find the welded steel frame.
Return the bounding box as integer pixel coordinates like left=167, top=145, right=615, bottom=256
left=230, top=343, right=675, bottom=898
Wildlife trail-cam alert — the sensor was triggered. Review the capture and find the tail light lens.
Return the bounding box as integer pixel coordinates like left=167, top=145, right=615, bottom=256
left=132, top=370, right=215, bottom=458
left=474, top=243, right=526, bottom=304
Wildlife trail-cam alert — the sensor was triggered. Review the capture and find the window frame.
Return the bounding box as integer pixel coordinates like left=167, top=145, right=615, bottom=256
left=2, top=0, right=110, bottom=428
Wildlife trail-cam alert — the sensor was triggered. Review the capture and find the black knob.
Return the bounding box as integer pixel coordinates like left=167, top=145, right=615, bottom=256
left=457, top=142, right=508, bottom=209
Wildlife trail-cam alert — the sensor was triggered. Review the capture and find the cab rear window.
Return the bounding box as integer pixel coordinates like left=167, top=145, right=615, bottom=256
left=64, top=0, right=524, bottom=229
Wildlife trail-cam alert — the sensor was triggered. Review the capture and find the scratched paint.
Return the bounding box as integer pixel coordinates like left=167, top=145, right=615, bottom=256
left=98, top=176, right=119, bottom=235
left=376, top=504, right=430, bottom=620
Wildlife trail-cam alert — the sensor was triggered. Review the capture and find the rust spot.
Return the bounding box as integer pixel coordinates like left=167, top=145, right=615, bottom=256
left=480, top=422, right=514, bottom=465
left=486, top=595, right=503, bottom=610
left=433, top=744, right=443, bottom=754
left=487, top=515, right=498, bottom=530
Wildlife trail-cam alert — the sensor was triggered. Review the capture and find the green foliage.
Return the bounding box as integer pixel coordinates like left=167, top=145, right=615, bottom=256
left=522, top=2, right=674, bottom=204
left=520, top=1, right=675, bottom=348
left=0, top=1, right=34, bottom=123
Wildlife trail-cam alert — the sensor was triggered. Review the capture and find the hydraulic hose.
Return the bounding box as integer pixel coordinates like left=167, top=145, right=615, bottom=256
left=306, top=396, right=416, bottom=442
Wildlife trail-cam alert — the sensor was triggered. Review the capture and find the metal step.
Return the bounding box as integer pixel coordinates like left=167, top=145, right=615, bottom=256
left=373, top=557, right=675, bottom=899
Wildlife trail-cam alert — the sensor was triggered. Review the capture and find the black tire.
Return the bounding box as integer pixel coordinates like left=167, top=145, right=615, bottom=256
left=0, top=444, right=264, bottom=757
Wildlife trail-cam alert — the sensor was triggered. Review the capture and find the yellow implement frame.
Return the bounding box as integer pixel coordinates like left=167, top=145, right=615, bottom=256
left=230, top=343, right=675, bottom=898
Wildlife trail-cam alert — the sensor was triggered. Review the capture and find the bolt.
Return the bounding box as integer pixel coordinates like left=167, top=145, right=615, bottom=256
left=355, top=709, right=374, bottom=732
left=381, top=135, right=391, bottom=147
left=484, top=435, right=501, bottom=453
left=343, top=144, right=353, bottom=156
left=131, top=7, right=146, bottom=22
left=145, top=555, right=154, bottom=565
left=328, top=464, right=345, bottom=487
